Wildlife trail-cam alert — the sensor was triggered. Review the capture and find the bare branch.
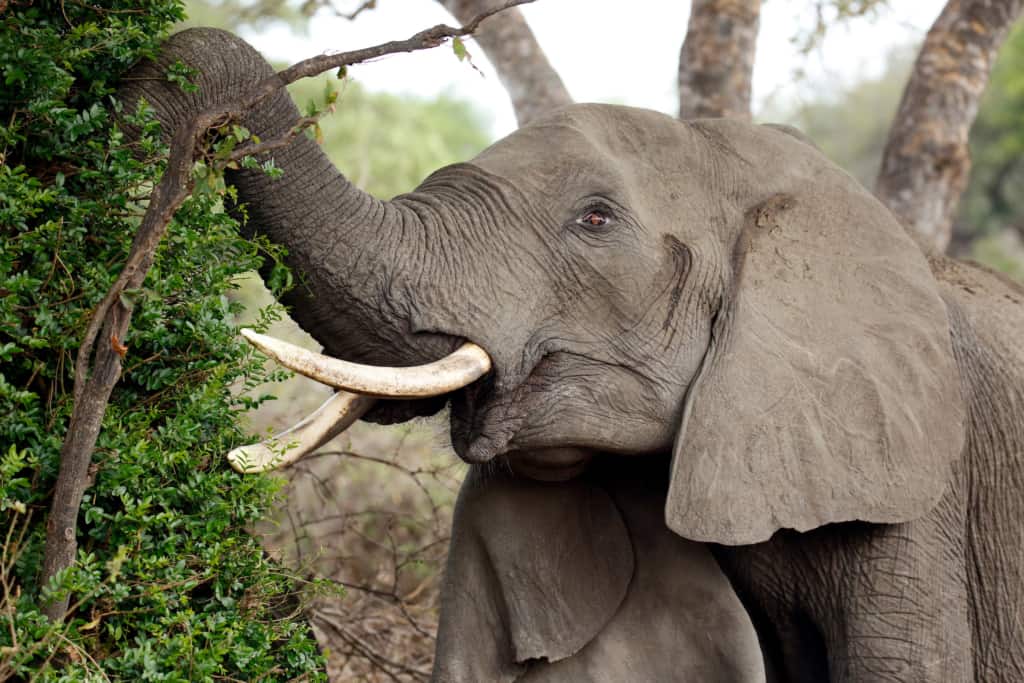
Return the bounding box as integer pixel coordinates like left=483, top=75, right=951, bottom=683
left=437, top=0, right=571, bottom=125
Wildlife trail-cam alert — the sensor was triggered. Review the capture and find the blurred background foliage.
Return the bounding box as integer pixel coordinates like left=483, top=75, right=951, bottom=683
left=287, top=76, right=490, bottom=199
left=776, top=20, right=1024, bottom=273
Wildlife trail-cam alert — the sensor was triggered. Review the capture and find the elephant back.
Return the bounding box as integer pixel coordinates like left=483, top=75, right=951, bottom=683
left=931, top=256, right=1024, bottom=678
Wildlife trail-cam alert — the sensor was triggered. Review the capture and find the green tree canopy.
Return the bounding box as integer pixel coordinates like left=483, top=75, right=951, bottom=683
left=1, top=1, right=325, bottom=678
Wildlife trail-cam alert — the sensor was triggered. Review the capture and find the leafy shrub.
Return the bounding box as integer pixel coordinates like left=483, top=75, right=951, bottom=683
left=0, top=1, right=324, bottom=679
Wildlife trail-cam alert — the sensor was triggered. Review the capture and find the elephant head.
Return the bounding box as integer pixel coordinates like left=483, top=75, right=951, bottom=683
left=123, top=27, right=965, bottom=547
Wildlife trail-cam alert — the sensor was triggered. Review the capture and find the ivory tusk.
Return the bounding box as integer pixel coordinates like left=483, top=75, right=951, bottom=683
left=239, top=328, right=492, bottom=398
left=227, top=391, right=376, bottom=473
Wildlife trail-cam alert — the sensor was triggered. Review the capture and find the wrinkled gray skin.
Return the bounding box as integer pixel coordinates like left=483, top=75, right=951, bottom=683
left=123, top=28, right=1024, bottom=682
left=435, top=457, right=764, bottom=682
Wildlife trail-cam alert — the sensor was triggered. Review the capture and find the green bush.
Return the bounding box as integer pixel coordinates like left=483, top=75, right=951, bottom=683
left=0, top=1, right=325, bottom=679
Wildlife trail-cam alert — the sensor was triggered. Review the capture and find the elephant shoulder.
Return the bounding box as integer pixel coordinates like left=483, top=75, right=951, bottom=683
left=931, top=256, right=1024, bottom=477
left=932, top=256, right=1024, bottom=360
left=759, top=123, right=821, bottom=151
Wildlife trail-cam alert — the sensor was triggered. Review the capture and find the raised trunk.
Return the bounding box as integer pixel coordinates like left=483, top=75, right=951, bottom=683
left=677, top=0, right=762, bottom=120
left=120, top=28, right=456, bottom=369
left=875, top=0, right=1024, bottom=253
left=437, top=0, right=572, bottom=126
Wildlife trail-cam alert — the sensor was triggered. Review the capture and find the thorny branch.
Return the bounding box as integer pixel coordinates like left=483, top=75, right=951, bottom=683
left=41, top=0, right=532, bottom=623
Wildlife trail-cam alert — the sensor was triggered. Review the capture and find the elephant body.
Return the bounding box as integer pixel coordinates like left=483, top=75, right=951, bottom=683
left=434, top=459, right=765, bottom=683
left=710, top=258, right=1024, bottom=682
left=438, top=253, right=1024, bottom=679
left=124, top=28, right=1024, bottom=682
left=436, top=259, right=1024, bottom=682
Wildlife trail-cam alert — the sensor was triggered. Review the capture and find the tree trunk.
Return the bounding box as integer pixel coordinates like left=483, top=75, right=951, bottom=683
left=677, top=0, right=762, bottom=120
left=437, top=0, right=572, bottom=126
left=875, top=0, right=1024, bottom=254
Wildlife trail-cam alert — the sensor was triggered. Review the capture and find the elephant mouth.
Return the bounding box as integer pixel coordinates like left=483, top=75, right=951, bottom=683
left=224, top=329, right=580, bottom=477
left=448, top=370, right=529, bottom=463
left=447, top=350, right=559, bottom=464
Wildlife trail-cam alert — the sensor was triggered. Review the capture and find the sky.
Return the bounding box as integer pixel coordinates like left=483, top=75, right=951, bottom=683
left=241, top=0, right=949, bottom=139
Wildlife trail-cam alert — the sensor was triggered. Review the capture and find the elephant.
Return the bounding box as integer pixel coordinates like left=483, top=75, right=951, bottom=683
left=121, top=28, right=1024, bottom=682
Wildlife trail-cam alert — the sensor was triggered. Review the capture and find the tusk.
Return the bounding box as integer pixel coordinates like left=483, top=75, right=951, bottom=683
left=239, top=328, right=492, bottom=398
left=227, top=391, right=375, bottom=473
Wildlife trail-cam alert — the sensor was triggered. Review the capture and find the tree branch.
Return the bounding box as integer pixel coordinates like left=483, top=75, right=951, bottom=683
left=41, top=0, right=533, bottom=623
left=437, top=0, right=572, bottom=126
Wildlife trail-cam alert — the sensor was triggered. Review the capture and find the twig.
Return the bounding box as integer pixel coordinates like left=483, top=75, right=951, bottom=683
left=40, top=0, right=533, bottom=623
left=312, top=613, right=431, bottom=682
left=335, top=0, right=377, bottom=21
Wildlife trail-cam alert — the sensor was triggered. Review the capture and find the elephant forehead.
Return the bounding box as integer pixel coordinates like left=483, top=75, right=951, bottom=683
left=471, top=121, right=619, bottom=192
left=470, top=104, right=697, bottom=199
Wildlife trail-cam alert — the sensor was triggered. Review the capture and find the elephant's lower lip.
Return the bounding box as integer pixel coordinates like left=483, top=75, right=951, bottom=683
left=507, top=448, right=592, bottom=481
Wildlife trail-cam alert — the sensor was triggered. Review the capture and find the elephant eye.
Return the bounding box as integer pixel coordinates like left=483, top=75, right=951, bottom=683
left=577, top=209, right=611, bottom=228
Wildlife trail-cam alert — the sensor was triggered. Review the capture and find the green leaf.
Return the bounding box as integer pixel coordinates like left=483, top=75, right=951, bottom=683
left=0, top=3, right=324, bottom=676
left=452, top=36, right=468, bottom=62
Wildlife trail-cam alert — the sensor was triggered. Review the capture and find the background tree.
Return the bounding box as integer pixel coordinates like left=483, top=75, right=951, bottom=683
left=876, top=0, right=1024, bottom=252
left=677, top=0, right=762, bottom=119
left=959, top=20, right=1024, bottom=242
left=782, top=26, right=1024, bottom=267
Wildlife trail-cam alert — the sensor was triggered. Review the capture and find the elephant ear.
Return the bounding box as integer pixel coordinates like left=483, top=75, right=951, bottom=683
left=432, top=467, right=633, bottom=683
left=666, top=124, right=965, bottom=545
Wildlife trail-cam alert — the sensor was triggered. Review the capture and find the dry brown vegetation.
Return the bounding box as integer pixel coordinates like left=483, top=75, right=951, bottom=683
left=235, top=277, right=464, bottom=680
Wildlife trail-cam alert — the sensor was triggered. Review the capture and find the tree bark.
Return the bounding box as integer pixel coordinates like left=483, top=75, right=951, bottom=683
left=677, top=0, right=762, bottom=120
left=437, top=0, right=572, bottom=125
left=41, top=319, right=126, bottom=620
left=875, top=0, right=1024, bottom=254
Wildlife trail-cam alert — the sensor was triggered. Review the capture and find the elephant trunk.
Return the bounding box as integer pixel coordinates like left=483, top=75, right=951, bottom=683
left=118, top=27, right=459, bottom=369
